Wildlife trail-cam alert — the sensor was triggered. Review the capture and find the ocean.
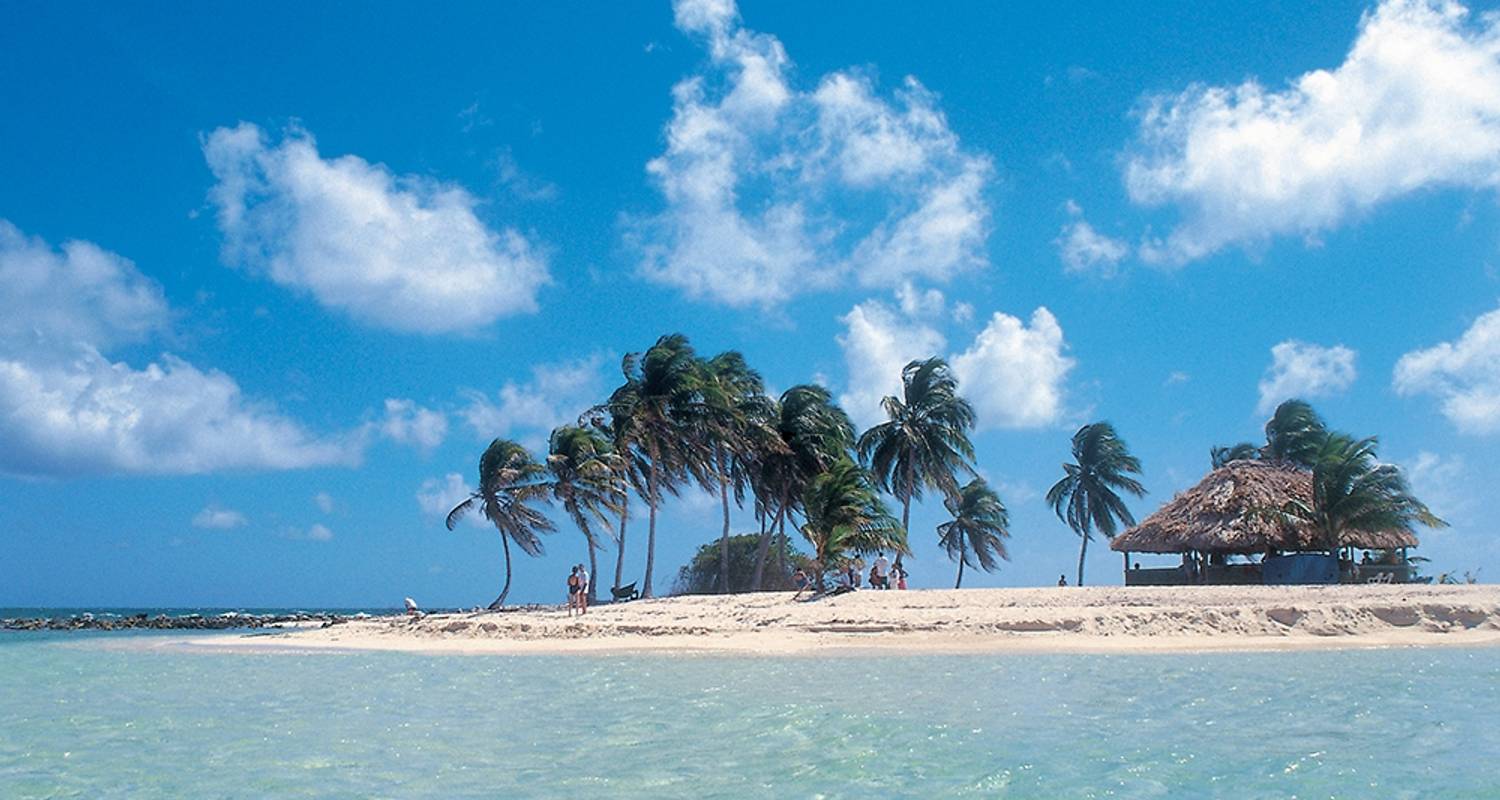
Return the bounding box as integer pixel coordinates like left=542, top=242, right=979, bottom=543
left=1, top=630, right=1496, bottom=798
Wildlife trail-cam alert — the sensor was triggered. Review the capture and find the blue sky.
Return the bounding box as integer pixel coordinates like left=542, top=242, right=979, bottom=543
left=3, top=0, right=1499, bottom=608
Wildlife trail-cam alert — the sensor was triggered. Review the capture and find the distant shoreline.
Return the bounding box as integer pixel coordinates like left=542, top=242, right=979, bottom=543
left=155, top=584, right=1500, bottom=656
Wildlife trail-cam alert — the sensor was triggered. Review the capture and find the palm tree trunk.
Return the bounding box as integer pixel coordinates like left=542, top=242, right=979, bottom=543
left=775, top=508, right=787, bottom=576
left=718, top=449, right=732, bottom=593
left=489, top=533, right=513, bottom=610
left=613, top=498, right=629, bottom=593
left=588, top=537, right=600, bottom=605
left=1076, top=533, right=1088, bottom=588
left=751, top=481, right=789, bottom=590
left=902, top=458, right=915, bottom=534
left=643, top=456, right=659, bottom=598
left=955, top=539, right=966, bottom=589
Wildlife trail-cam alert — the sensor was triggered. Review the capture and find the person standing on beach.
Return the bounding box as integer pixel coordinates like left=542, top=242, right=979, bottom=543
left=1057, top=574, right=1068, bottom=587
left=577, top=564, right=590, bottom=614
left=873, top=552, right=891, bottom=589
left=567, top=566, right=582, bottom=616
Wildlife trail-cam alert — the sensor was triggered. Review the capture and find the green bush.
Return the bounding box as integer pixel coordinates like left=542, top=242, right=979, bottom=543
left=672, top=533, right=814, bottom=595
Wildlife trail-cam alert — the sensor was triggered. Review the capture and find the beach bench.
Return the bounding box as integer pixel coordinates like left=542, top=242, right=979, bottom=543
left=611, top=582, right=640, bottom=602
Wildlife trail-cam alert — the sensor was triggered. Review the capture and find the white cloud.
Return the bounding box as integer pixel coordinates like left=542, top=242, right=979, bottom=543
left=837, top=299, right=947, bottom=428
left=306, top=523, right=334, bottom=542
left=0, top=221, right=169, bottom=352
left=417, top=473, right=483, bottom=527
left=1126, top=0, right=1500, bottom=264
left=1394, top=303, right=1500, bottom=432
left=838, top=293, right=1074, bottom=431
left=192, top=505, right=247, bottom=530
left=1056, top=202, right=1129, bottom=276
left=1403, top=451, right=1471, bottom=523
left=0, top=350, right=359, bottom=477
left=203, top=123, right=550, bottom=334
left=460, top=354, right=609, bottom=447
left=379, top=398, right=448, bottom=452
left=0, top=221, right=359, bottom=479
left=1257, top=340, right=1358, bottom=414
left=313, top=491, right=335, bottom=514
left=636, top=0, right=992, bottom=306
left=951, top=308, right=1075, bottom=430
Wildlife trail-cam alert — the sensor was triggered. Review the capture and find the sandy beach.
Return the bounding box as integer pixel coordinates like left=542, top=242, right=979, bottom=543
left=183, top=584, right=1500, bottom=656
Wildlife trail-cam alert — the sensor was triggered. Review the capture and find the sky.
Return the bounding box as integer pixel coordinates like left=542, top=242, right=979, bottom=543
left=2, top=0, right=1499, bottom=608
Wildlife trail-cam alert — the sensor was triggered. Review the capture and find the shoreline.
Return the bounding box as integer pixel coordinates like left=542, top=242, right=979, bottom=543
left=163, top=584, right=1500, bottom=657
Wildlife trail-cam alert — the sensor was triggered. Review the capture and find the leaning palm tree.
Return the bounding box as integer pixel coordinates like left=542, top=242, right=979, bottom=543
left=751, top=385, right=855, bottom=590
left=1281, top=433, right=1447, bottom=552
left=697, top=352, right=776, bottom=593
left=445, top=439, right=556, bottom=609
left=857, top=357, right=977, bottom=534
left=546, top=425, right=626, bottom=605
left=938, top=478, right=1011, bottom=588
left=1210, top=399, right=1329, bottom=469
left=798, top=458, right=907, bottom=591
left=587, top=334, right=705, bottom=598
left=1262, top=399, right=1328, bottom=467
left=1046, top=422, right=1146, bottom=587
left=1209, top=442, right=1261, bottom=469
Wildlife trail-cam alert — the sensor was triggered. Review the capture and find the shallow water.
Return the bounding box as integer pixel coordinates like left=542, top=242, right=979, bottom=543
left=2, top=634, right=1497, bottom=798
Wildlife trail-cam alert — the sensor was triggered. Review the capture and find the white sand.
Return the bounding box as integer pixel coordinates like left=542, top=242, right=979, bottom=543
left=185, top=584, right=1500, bottom=656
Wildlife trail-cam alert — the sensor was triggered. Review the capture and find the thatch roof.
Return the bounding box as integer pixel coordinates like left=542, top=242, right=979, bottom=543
left=1110, top=460, right=1419, bottom=554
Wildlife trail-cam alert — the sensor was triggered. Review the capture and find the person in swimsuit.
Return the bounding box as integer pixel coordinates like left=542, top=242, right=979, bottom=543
left=567, top=566, right=582, bottom=616
left=576, top=563, right=590, bottom=614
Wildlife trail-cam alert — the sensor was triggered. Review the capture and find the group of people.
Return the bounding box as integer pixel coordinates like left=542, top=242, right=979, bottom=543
left=793, top=552, right=909, bottom=594
left=566, top=564, right=590, bottom=616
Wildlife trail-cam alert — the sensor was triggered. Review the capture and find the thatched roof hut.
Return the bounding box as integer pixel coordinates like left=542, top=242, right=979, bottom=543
left=1110, top=460, right=1418, bottom=554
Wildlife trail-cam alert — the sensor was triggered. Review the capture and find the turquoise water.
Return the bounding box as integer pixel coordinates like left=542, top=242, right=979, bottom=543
left=2, top=635, right=1497, bottom=798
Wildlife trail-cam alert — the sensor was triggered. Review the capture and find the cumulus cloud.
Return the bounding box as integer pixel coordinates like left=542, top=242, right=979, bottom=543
left=460, top=354, right=610, bottom=447
left=203, top=123, right=549, bottom=334
left=0, top=350, right=359, bottom=477
left=838, top=292, right=1074, bottom=430
left=951, top=308, right=1074, bottom=430
left=379, top=398, right=448, bottom=452
left=0, top=220, right=358, bottom=478
left=1257, top=340, right=1358, bottom=414
left=1402, top=451, right=1470, bottom=522
left=838, top=300, right=947, bottom=428
left=1394, top=303, right=1500, bottom=432
left=1126, top=0, right=1500, bottom=264
left=192, top=505, right=247, bottom=530
left=636, top=0, right=992, bottom=306
left=305, top=523, right=334, bottom=542
left=0, top=221, right=170, bottom=350
left=1056, top=202, right=1129, bottom=276
left=313, top=491, right=335, bottom=514
left=417, top=473, right=483, bottom=526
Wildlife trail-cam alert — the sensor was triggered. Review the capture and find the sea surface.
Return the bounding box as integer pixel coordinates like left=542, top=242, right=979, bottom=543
left=1, top=630, right=1497, bottom=799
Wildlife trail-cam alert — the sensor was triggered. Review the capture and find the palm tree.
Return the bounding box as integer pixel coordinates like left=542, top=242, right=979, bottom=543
left=445, top=439, right=556, bottom=609
left=1213, top=399, right=1329, bottom=469
left=546, top=425, right=626, bottom=605
left=938, top=478, right=1011, bottom=588
left=1210, top=442, right=1260, bottom=468
left=589, top=334, right=705, bottom=598
left=1046, top=422, right=1146, bottom=587
left=798, top=458, right=907, bottom=590
left=1262, top=399, right=1328, bottom=467
left=697, top=352, right=775, bottom=593
left=1282, top=433, right=1447, bottom=552
left=751, top=385, right=855, bottom=590
left=857, top=357, right=977, bottom=534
